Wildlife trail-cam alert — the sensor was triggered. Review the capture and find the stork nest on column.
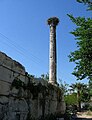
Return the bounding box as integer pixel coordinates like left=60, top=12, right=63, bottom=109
left=47, top=17, right=59, bottom=26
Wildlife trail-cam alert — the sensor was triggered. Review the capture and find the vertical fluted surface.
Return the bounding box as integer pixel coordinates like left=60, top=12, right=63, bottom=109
left=47, top=17, right=59, bottom=84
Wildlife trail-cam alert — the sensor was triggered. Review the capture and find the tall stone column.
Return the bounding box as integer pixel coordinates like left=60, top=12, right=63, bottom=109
left=47, top=17, right=59, bottom=85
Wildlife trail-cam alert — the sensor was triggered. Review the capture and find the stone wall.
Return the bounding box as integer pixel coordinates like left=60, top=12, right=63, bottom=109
left=0, top=51, right=65, bottom=120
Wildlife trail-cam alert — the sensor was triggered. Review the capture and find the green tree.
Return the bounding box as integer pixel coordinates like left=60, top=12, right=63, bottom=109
left=65, top=93, right=77, bottom=106
left=68, top=15, right=92, bottom=80
left=89, top=80, right=92, bottom=96
left=68, top=0, right=92, bottom=80
left=70, top=82, right=88, bottom=111
left=59, top=80, right=69, bottom=95
left=41, top=73, right=49, bottom=81
left=77, top=0, right=92, bottom=10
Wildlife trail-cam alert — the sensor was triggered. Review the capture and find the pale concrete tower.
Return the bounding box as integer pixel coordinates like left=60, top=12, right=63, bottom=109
left=47, top=17, right=59, bottom=84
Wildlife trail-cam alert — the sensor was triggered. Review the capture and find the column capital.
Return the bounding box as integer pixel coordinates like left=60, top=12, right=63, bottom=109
left=47, top=17, right=59, bottom=27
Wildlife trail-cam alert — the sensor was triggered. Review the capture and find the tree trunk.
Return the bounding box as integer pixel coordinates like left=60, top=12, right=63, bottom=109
left=77, top=90, right=81, bottom=111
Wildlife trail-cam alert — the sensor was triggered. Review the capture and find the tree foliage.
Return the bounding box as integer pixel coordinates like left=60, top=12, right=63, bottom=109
left=59, top=80, right=69, bottom=95
left=65, top=93, right=77, bottom=106
left=70, top=82, right=89, bottom=111
left=89, top=80, right=92, bottom=96
left=68, top=14, right=92, bottom=80
left=41, top=73, right=49, bottom=81
left=68, top=0, right=92, bottom=81
left=77, top=0, right=92, bottom=10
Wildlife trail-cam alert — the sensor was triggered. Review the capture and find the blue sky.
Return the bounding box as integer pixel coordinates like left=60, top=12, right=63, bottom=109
left=0, top=0, right=91, bottom=85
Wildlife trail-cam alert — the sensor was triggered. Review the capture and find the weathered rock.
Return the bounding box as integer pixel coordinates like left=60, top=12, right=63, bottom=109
left=0, top=51, right=65, bottom=120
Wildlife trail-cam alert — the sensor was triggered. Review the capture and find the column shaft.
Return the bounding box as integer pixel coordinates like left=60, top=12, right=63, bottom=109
left=49, top=25, right=57, bottom=84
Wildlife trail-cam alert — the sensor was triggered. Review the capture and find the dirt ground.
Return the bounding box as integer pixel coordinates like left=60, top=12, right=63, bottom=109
left=77, top=111, right=92, bottom=118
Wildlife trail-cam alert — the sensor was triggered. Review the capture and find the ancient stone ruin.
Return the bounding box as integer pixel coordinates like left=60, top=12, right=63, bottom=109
left=47, top=17, right=59, bottom=85
left=0, top=52, right=65, bottom=119
left=0, top=17, right=65, bottom=120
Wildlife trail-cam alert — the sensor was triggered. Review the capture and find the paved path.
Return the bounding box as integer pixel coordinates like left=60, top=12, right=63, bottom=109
left=71, top=116, right=92, bottom=120
left=71, top=118, right=91, bottom=120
